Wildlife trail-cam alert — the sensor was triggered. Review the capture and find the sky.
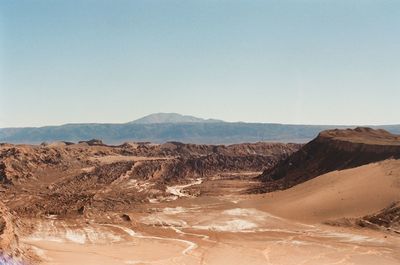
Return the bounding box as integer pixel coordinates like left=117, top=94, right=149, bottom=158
left=0, top=0, right=399, bottom=127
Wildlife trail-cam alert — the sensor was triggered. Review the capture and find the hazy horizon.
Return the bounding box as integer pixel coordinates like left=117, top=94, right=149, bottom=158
left=1, top=1, right=399, bottom=127
left=1, top=112, right=400, bottom=129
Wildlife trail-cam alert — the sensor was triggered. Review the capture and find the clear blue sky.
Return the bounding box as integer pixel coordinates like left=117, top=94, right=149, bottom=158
left=1, top=0, right=399, bottom=127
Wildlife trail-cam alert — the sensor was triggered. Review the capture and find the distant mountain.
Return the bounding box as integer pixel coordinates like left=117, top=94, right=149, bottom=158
left=130, top=113, right=224, bottom=124
left=0, top=114, right=399, bottom=145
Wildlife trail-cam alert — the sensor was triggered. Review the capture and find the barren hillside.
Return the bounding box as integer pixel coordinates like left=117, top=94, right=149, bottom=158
left=250, top=159, right=400, bottom=223
left=259, top=127, right=400, bottom=191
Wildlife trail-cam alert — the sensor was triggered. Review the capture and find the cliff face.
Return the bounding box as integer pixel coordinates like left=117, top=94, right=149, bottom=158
left=0, top=202, right=31, bottom=264
left=259, top=127, right=400, bottom=191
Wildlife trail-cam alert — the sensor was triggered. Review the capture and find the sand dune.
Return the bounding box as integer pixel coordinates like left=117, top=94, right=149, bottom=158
left=253, top=159, right=400, bottom=222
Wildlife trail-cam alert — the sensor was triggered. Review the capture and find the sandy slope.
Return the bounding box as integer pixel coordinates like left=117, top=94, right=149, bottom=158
left=259, top=128, right=400, bottom=191
left=252, top=159, right=400, bottom=222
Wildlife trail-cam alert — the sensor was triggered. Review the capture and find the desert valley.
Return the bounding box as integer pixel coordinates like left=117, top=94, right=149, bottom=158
left=1, top=126, right=399, bottom=265
left=2, top=1, right=399, bottom=264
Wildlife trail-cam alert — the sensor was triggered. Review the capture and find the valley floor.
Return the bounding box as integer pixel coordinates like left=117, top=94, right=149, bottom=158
left=21, top=194, right=400, bottom=265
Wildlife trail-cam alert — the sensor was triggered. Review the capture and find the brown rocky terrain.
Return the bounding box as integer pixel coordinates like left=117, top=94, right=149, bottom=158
left=258, top=127, right=400, bottom=191
left=0, top=141, right=299, bottom=218
left=0, top=202, right=34, bottom=264
left=357, top=201, right=400, bottom=233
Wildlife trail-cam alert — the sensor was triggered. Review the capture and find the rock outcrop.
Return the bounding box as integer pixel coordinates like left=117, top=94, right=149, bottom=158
left=358, top=201, right=400, bottom=233
left=259, top=127, right=400, bottom=191
left=0, top=203, right=31, bottom=264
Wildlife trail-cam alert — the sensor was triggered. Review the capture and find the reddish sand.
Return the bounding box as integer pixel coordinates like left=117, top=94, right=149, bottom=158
left=252, top=159, right=400, bottom=222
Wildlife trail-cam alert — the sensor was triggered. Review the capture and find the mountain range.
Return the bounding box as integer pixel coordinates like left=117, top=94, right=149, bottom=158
left=1, top=113, right=400, bottom=144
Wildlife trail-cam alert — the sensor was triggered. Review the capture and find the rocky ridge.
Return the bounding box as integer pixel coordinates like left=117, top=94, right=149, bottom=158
left=0, top=141, right=300, bottom=217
